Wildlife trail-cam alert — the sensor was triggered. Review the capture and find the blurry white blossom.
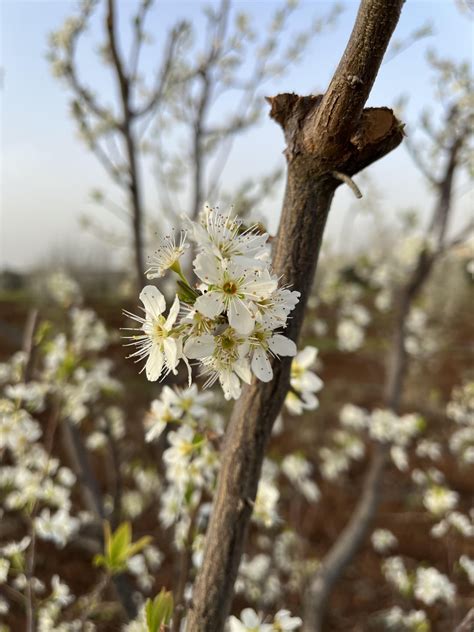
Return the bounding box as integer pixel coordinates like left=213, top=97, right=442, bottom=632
left=414, top=567, right=455, bottom=605
left=371, top=529, right=398, bottom=554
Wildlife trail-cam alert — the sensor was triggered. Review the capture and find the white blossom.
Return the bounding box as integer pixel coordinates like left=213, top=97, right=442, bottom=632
left=459, top=555, right=474, bottom=584
left=371, top=529, right=398, bottom=554
left=337, top=319, right=365, bottom=352
left=382, top=556, right=412, bottom=595
left=281, top=454, right=320, bottom=502
left=146, top=229, right=188, bottom=279
left=124, top=286, right=182, bottom=381
left=339, top=404, right=368, bottom=430
left=35, top=508, right=80, bottom=548
left=414, top=566, right=455, bottom=605
left=423, top=485, right=458, bottom=516
left=193, top=254, right=276, bottom=334
left=253, top=479, right=280, bottom=528
left=273, top=610, right=302, bottom=631
left=228, top=608, right=273, bottom=632
left=285, top=346, right=323, bottom=414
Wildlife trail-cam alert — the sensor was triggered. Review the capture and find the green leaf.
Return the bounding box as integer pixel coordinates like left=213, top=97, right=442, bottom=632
left=94, top=522, right=153, bottom=574
left=127, top=535, right=152, bottom=559
left=145, top=589, right=174, bottom=632
left=109, top=522, right=131, bottom=567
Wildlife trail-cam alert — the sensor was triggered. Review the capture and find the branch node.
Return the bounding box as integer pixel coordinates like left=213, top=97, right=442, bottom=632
left=331, top=171, right=363, bottom=198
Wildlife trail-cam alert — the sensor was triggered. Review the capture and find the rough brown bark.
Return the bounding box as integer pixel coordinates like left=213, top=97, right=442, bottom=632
left=186, top=1, right=404, bottom=630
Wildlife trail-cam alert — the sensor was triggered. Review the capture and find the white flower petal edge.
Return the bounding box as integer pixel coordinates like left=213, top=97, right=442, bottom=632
left=268, top=334, right=297, bottom=357
left=140, top=285, right=166, bottom=317
left=251, top=347, right=273, bottom=382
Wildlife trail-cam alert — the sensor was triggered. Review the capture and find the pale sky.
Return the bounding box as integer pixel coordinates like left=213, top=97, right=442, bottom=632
left=0, top=0, right=472, bottom=271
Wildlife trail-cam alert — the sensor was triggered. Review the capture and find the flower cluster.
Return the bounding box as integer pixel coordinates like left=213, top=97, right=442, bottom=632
left=228, top=607, right=302, bottom=631
left=125, top=206, right=300, bottom=399
left=284, top=346, right=323, bottom=415
left=142, top=383, right=221, bottom=553
left=382, top=556, right=456, bottom=607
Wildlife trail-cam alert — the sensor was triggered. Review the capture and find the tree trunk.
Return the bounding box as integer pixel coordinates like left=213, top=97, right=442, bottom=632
left=186, top=1, right=405, bottom=629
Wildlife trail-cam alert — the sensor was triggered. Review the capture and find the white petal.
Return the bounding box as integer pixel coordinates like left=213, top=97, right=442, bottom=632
left=301, top=392, right=319, bottom=410
left=298, top=372, right=323, bottom=393
left=241, top=609, right=260, bottom=627
left=145, top=344, right=164, bottom=381
left=296, top=346, right=317, bottom=368
left=228, top=298, right=254, bottom=334
left=140, top=285, right=165, bottom=317
left=251, top=348, right=273, bottom=382
left=244, top=269, right=278, bottom=299
left=231, top=254, right=267, bottom=269
left=163, top=337, right=178, bottom=371
left=184, top=335, right=215, bottom=359
left=145, top=420, right=166, bottom=443
left=228, top=617, right=244, bottom=632
left=268, top=334, right=297, bottom=357
left=219, top=371, right=241, bottom=400
left=165, top=295, right=180, bottom=329
left=195, top=291, right=225, bottom=319
left=193, top=252, right=223, bottom=285
left=285, top=392, right=303, bottom=415
left=234, top=359, right=252, bottom=384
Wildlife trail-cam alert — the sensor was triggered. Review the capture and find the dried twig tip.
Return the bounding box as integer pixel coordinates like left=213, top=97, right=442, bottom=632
left=331, top=171, right=363, bottom=199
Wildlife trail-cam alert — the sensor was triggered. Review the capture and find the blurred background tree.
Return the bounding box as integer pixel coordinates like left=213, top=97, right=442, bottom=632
left=46, top=0, right=341, bottom=291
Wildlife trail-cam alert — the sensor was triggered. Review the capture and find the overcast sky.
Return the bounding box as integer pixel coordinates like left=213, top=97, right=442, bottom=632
left=1, top=0, right=472, bottom=271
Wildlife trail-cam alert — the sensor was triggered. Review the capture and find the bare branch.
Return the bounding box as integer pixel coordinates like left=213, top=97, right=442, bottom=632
left=404, top=133, right=440, bottom=186
left=106, top=0, right=130, bottom=118
left=331, top=171, right=363, bottom=198
left=135, top=21, right=189, bottom=119
left=67, top=30, right=113, bottom=124
left=128, top=0, right=153, bottom=84
left=105, top=0, right=146, bottom=288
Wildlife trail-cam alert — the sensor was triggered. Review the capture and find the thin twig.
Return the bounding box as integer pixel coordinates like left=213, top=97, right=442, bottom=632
left=331, top=170, right=363, bottom=198
left=22, top=309, right=39, bottom=383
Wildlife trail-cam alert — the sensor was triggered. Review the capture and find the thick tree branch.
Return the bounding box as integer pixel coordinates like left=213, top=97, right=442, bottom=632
left=186, top=1, right=404, bottom=630
left=304, top=0, right=404, bottom=157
